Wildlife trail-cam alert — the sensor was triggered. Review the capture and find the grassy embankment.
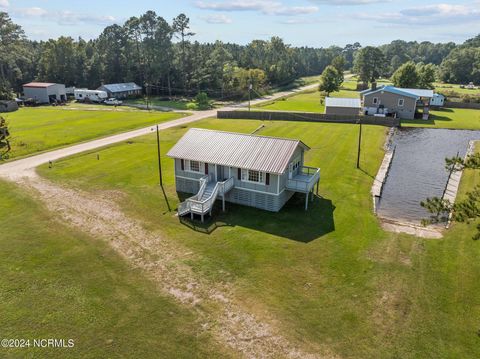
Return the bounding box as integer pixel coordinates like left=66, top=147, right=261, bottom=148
left=37, top=118, right=480, bottom=358
left=2, top=106, right=185, bottom=159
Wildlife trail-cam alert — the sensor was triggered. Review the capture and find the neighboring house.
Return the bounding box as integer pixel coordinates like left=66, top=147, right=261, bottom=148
left=0, top=100, right=19, bottom=113
left=167, top=128, right=321, bottom=221
left=97, top=82, right=142, bottom=99
left=361, top=86, right=434, bottom=120
left=22, top=82, right=67, bottom=104
left=430, top=93, right=445, bottom=107
left=325, top=97, right=361, bottom=116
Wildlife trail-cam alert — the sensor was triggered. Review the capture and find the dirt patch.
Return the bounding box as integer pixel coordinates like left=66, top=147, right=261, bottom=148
left=372, top=277, right=412, bottom=343
left=379, top=218, right=443, bottom=239
left=16, top=173, right=331, bottom=359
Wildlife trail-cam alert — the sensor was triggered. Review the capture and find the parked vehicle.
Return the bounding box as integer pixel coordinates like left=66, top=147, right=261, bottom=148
left=74, top=89, right=108, bottom=103
left=104, top=98, right=123, bottom=106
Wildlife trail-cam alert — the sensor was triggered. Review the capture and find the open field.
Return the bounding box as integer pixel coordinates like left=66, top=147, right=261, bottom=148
left=254, top=87, right=359, bottom=113
left=2, top=106, right=184, bottom=160
left=36, top=118, right=480, bottom=358
left=434, top=82, right=480, bottom=96
left=0, top=179, right=228, bottom=358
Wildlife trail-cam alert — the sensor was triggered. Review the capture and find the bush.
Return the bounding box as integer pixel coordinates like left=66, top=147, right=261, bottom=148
left=194, top=92, right=212, bottom=110
left=186, top=102, right=197, bottom=110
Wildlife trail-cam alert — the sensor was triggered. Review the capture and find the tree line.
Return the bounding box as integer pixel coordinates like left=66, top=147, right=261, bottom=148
left=0, top=10, right=479, bottom=101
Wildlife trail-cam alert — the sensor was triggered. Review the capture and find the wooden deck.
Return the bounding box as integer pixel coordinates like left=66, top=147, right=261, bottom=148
left=286, top=166, right=320, bottom=193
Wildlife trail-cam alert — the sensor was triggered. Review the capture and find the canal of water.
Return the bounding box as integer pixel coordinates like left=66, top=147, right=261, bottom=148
left=377, top=127, right=480, bottom=224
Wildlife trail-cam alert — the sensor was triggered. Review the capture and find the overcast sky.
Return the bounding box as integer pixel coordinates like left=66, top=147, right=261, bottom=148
left=2, top=0, right=479, bottom=47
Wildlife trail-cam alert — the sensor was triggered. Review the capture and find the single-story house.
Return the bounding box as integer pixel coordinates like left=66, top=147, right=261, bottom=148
left=325, top=97, right=361, bottom=116
left=361, top=86, right=434, bottom=120
left=430, top=93, right=445, bottom=107
left=0, top=100, right=19, bottom=113
left=97, top=82, right=142, bottom=99
left=22, top=82, right=66, bottom=104
left=167, top=128, right=321, bottom=221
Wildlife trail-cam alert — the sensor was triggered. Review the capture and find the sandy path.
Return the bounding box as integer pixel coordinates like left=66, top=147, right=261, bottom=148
left=15, top=172, right=330, bottom=359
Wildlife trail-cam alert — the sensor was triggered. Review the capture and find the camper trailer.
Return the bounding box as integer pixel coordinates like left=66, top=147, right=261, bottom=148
left=74, top=89, right=108, bottom=103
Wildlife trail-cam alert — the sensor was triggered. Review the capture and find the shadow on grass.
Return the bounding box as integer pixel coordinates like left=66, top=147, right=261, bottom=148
left=177, top=192, right=335, bottom=243
left=402, top=110, right=455, bottom=127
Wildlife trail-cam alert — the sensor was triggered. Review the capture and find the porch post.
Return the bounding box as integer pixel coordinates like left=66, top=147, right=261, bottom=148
left=311, top=188, right=314, bottom=202
left=305, top=192, right=308, bottom=211
left=316, top=179, right=319, bottom=195
left=222, top=194, right=226, bottom=212
left=201, top=214, right=204, bottom=223
left=191, top=212, right=193, bottom=220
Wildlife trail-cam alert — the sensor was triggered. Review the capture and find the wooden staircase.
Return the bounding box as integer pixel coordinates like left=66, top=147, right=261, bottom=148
left=178, top=176, right=235, bottom=222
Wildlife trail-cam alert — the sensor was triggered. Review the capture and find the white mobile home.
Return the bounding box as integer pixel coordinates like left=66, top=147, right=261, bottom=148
left=430, top=93, right=445, bottom=107
left=74, top=89, right=108, bottom=103
left=167, top=129, right=321, bottom=221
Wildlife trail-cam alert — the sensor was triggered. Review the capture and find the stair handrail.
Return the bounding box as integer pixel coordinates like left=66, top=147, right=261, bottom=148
left=187, top=182, right=221, bottom=214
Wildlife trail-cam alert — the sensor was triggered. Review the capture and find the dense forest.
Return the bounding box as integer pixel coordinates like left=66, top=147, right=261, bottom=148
left=0, top=10, right=479, bottom=100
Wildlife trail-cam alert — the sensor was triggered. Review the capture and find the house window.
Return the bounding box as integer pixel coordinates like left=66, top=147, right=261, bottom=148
left=241, top=169, right=264, bottom=183
left=373, top=97, right=379, bottom=105
left=398, top=98, right=405, bottom=107
left=189, top=160, right=200, bottom=172
left=185, top=160, right=201, bottom=172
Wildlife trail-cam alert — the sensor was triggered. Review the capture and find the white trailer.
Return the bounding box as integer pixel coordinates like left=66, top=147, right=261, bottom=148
left=74, top=89, right=108, bottom=103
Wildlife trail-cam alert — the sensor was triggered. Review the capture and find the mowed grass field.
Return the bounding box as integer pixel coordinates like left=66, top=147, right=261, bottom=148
left=402, top=108, right=480, bottom=129
left=0, top=179, right=229, bottom=358
left=2, top=106, right=185, bottom=159
left=255, top=86, right=359, bottom=113
left=37, top=118, right=480, bottom=358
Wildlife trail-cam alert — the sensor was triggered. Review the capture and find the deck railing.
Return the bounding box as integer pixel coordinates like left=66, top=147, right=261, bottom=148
left=286, top=166, right=320, bottom=192
left=184, top=177, right=235, bottom=216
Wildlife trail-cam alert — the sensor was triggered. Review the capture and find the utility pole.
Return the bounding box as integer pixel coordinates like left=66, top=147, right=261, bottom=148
left=156, top=125, right=163, bottom=186
left=356, top=120, right=362, bottom=169
left=248, top=82, right=253, bottom=111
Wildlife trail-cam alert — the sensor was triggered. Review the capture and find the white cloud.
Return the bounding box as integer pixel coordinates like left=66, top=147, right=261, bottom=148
left=10, top=7, right=117, bottom=26
left=14, top=7, right=48, bottom=17
left=195, top=1, right=318, bottom=16
left=310, top=0, right=389, bottom=5
left=0, top=0, right=9, bottom=8
left=200, top=14, right=233, bottom=24
left=358, top=3, right=480, bottom=26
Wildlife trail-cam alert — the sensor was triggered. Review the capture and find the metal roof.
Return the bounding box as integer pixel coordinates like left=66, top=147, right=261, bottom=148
left=100, top=82, right=142, bottom=93
left=23, top=82, right=56, bottom=88
left=167, top=128, right=310, bottom=175
left=362, top=86, right=434, bottom=99
left=325, top=97, right=361, bottom=108
left=400, top=88, right=434, bottom=98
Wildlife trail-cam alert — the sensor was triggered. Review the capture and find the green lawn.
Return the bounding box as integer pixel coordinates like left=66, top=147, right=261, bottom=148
left=0, top=179, right=228, bottom=358
left=2, top=106, right=185, bottom=159
left=125, top=98, right=195, bottom=110
left=255, top=87, right=359, bottom=113
left=37, top=118, right=480, bottom=358
left=402, top=108, right=480, bottom=129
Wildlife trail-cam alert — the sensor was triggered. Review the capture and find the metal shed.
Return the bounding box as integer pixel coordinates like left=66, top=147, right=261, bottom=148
left=325, top=97, right=362, bottom=116
left=23, top=82, right=66, bottom=104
